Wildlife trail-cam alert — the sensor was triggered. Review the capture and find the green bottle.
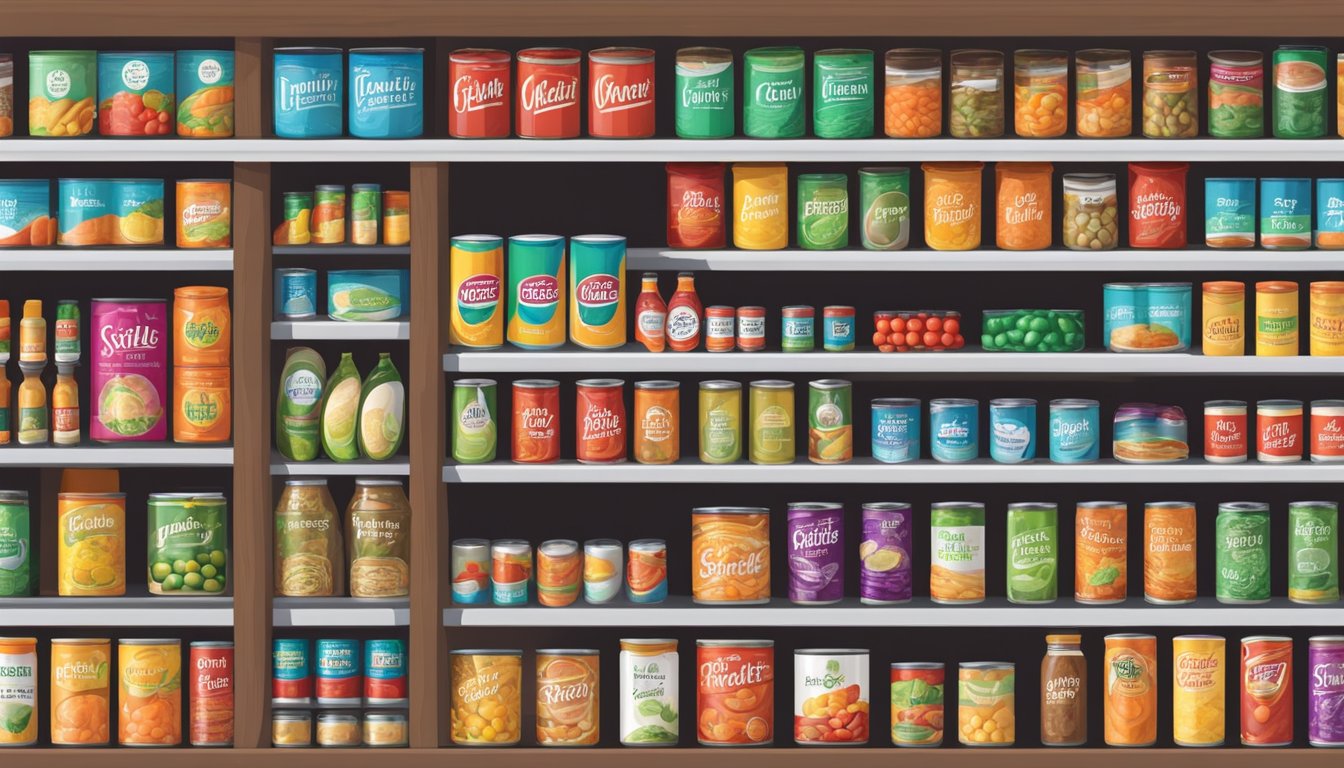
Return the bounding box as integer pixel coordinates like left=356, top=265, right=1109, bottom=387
left=275, top=347, right=326, bottom=461
left=321, top=352, right=362, bottom=462
left=357, top=352, right=405, bottom=461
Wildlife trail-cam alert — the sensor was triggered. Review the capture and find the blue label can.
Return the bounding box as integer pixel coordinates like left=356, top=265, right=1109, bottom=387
left=1049, top=398, right=1100, bottom=463
left=989, top=398, right=1036, bottom=464
left=1316, top=178, right=1344, bottom=249
left=315, top=638, right=361, bottom=704
left=275, top=268, right=317, bottom=318
left=1204, top=177, right=1256, bottom=248
left=274, top=47, right=344, bottom=138
left=176, top=50, right=235, bottom=138
left=822, top=305, right=856, bottom=352
left=871, top=397, right=920, bottom=463
left=929, top=397, right=978, bottom=463
left=271, top=638, right=310, bottom=703
left=781, top=305, right=815, bottom=352
left=349, top=47, right=424, bottom=139
left=1103, top=282, right=1192, bottom=353
left=364, top=639, right=408, bottom=704
left=1260, top=177, right=1312, bottom=250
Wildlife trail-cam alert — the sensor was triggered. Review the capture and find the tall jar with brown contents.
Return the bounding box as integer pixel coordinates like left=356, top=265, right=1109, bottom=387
left=345, top=479, right=411, bottom=598
left=1040, top=633, right=1086, bottom=746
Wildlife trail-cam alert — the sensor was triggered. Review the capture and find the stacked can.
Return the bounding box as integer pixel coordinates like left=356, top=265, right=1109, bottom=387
left=173, top=286, right=232, bottom=444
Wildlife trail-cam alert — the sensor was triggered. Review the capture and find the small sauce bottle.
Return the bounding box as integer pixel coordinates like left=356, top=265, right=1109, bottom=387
left=19, top=299, right=45, bottom=364
left=16, top=362, right=47, bottom=445
left=633, top=272, right=667, bottom=352
left=0, top=299, right=11, bottom=364
left=54, top=300, right=80, bottom=365
left=52, top=364, right=79, bottom=446
left=665, top=272, right=703, bottom=352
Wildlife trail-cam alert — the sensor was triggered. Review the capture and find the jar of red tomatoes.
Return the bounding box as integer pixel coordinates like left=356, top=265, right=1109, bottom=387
left=873, top=310, right=964, bottom=352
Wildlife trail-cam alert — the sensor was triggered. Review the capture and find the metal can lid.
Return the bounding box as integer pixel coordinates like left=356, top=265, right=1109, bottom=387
left=1257, top=399, right=1303, bottom=409
left=823, top=305, right=856, bottom=316
left=1050, top=398, right=1099, bottom=409
left=537, top=540, right=578, bottom=557
left=450, top=648, right=522, bottom=656
left=1008, top=502, right=1057, bottom=511
left=1255, top=280, right=1299, bottom=293
left=283, top=478, right=328, bottom=487
left=1241, top=635, right=1292, bottom=643
left=576, top=378, right=624, bottom=388
left=514, top=379, right=560, bottom=389
left=991, top=398, right=1036, bottom=408
left=932, top=501, right=985, bottom=510
left=537, top=648, right=600, bottom=656
left=517, top=48, right=581, bottom=65
left=693, top=506, right=769, bottom=515
left=699, top=379, right=741, bottom=390
left=190, top=641, right=235, bottom=649
left=796, top=648, right=868, bottom=655
left=787, top=502, right=843, bottom=512
left=1204, top=399, right=1247, bottom=410
left=450, top=49, right=511, bottom=65
left=589, top=47, right=655, bottom=65
left=1289, top=500, right=1339, bottom=510
left=584, top=538, right=622, bottom=550
left=51, top=637, right=111, bottom=645
left=454, top=378, right=497, bottom=388
left=959, top=661, right=1013, bottom=669
left=1077, top=501, right=1127, bottom=509
left=930, top=397, right=977, bottom=408
left=629, top=538, right=666, bottom=551
left=1219, top=501, right=1270, bottom=513
left=634, top=380, right=679, bottom=390
left=863, top=502, right=912, bottom=512
left=1104, top=633, right=1156, bottom=640
left=697, top=639, right=774, bottom=648
left=490, top=539, right=530, bottom=554
left=0, top=490, right=29, bottom=502
left=872, top=397, right=920, bottom=408
left=750, top=379, right=794, bottom=390
left=452, top=538, right=490, bottom=549
left=349, top=47, right=424, bottom=56
left=891, top=661, right=944, bottom=669
left=120, top=638, right=181, bottom=646
left=782, top=305, right=815, bottom=316
left=274, top=47, right=342, bottom=55
left=809, top=379, right=851, bottom=390
left=1145, top=501, right=1195, bottom=509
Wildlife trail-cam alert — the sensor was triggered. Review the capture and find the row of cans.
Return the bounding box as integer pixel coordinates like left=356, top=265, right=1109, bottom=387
left=451, top=537, right=667, bottom=606
left=272, top=638, right=407, bottom=706
left=273, top=184, right=410, bottom=246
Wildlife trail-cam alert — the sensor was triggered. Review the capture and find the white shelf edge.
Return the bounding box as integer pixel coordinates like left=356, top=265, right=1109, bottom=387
left=271, top=320, right=410, bottom=341
left=272, top=598, right=410, bottom=627
left=0, top=249, right=233, bottom=271
left=270, top=454, right=411, bottom=476
left=0, top=445, right=234, bottom=467
left=0, top=597, right=234, bottom=627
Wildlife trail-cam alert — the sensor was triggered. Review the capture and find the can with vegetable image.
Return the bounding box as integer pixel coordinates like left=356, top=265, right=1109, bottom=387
left=890, top=662, right=944, bottom=746
left=619, top=638, right=678, bottom=746
left=794, top=648, right=869, bottom=744
left=0, top=491, right=33, bottom=597
left=147, top=492, right=227, bottom=596
left=808, top=379, right=852, bottom=464
left=1274, top=45, right=1328, bottom=139
left=177, top=50, right=234, bottom=138
left=930, top=502, right=985, bottom=604
left=1288, top=501, right=1338, bottom=604
left=0, top=637, right=37, bottom=746
left=786, top=502, right=844, bottom=605
left=1075, top=501, right=1127, bottom=604
left=860, top=502, right=912, bottom=604
left=859, top=167, right=911, bottom=250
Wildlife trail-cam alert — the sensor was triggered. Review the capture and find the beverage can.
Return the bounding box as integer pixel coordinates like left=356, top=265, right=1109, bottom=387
left=1172, top=635, right=1226, bottom=747
left=449, top=235, right=504, bottom=349
left=860, top=502, right=912, bottom=604
left=511, top=379, right=560, bottom=464
left=506, top=234, right=566, bottom=349
left=1307, top=636, right=1344, bottom=746
left=958, top=662, right=1014, bottom=746
left=569, top=234, right=626, bottom=349
left=675, top=47, right=734, bottom=139
left=491, top=539, right=532, bottom=606
left=748, top=380, right=794, bottom=465
left=930, top=398, right=978, bottom=463
left=989, top=398, right=1036, bottom=464
left=808, top=379, right=852, bottom=464
left=1289, top=501, right=1339, bottom=603
left=794, top=649, right=869, bottom=745
left=786, top=503, right=845, bottom=604
left=1048, top=398, right=1099, bottom=463
left=696, top=640, right=774, bottom=745
left=1075, top=502, right=1127, bottom=604
left=1144, top=501, right=1197, bottom=604
left=890, top=662, right=943, bottom=746
left=1241, top=636, right=1293, bottom=746
left=1103, top=633, right=1157, bottom=746
left=451, top=378, right=497, bottom=464
left=1216, top=502, right=1271, bottom=604
left=930, top=502, right=985, bottom=604
left=619, top=639, right=678, bottom=746
left=871, top=398, right=919, bottom=463
left=536, top=650, right=600, bottom=746
left=1006, top=502, right=1057, bottom=604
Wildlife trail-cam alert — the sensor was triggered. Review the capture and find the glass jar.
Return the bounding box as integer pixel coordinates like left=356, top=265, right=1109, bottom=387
left=1013, top=50, right=1067, bottom=138
left=949, top=50, right=1004, bottom=138
left=884, top=48, right=941, bottom=138
left=316, top=713, right=361, bottom=747
left=1075, top=49, right=1132, bottom=137
left=996, top=162, right=1053, bottom=250
left=922, top=161, right=984, bottom=250
left=1062, top=173, right=1118, bottom=250
left=345, top=478, right=411, bottom=598
left=1143, top=50, right=1198, bottom=138
left=364, top=712, right=409, bottom=747
left=272, top=711, right=312, bottom=748
left=1207, top=50, right=1264, bottom=138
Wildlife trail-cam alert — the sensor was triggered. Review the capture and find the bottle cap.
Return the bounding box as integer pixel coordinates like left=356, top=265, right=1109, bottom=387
left=22, top=299, right=41, bottom=318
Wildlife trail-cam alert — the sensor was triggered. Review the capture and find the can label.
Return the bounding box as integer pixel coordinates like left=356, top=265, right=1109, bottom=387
left=860, top=505, right=912, bottom=604
left=449, top=652, right=522, bottom=746
left=1075, top=504, right=1127, bottom=603
left=890, top=665, right=943, bottom=746
left=957, top=665, right=1014, bottom=746
left=512, top=382, right=559, bottom=464
left=990, top=402, right=1036, bottom=464
left=1103, top=638, right=1156, bottom=746
left=315, top=639, right=361, bottom=702
left=1205, top=407, right=1248, bottom=461
left=577, top=383, right=626, bottom=463
left=1144, top=504, right=1197, bottom=603
left=536, top=653, right=599, bottom=745
left=794, top=652, right=868, bottom=744
left=449, top=53, right=509, bottom=138
left=1216, top=507, right=1271, bottom=603
left=1049, top=404, right=1099, bottom=463
left=808, top=382, right=852, bottom=464
left=1259, top=407, right=1303, bottom=460
left=619, top=642, right=678, bottom=745
left=930, top=506, right=985, bottom=604
left=452, top=380, right=497, bottom=464
left=676, top=56, right=733, bottom=139
left=1173, top=637, right=1226, bottom=746
left=872, top=403, right=919, bottom=463
left=190, top=644, right=233, bottom=746
left=787, top=506, right=844, bottom=604
left=1006, top=506, right=1057, bottom=603
left=589, top=55, right=655, bottom=138
left=1308, top=641, right=1344, bottom=745
left=1289, top=503, right=1339, bottom=603
left=450, top=237, right=504, bottom=348
left=272, top=639, right=310, bottom=701
left=697, top=643, right=773, bottom=745
left=506, top=236, right=566, bottom=349
left=451, top=544, right=489, bottom=604
left=930, top=402, right=977, bottom=463
left=1242, top=638, right=1292, bottom=746
left=516, top=52, right=579, bottom=139
left=0, top=497, right=32, bottom=596
left=50, top=639, right=110, bottom=746
left=570, top=237, right=626, bottom=349
left=365, top=639, right=407, bottom=703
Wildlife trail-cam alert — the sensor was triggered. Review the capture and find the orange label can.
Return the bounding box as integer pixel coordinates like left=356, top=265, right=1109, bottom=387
left=691, top=507, right=771, bottom=604
left=173, top=286, right=230, bottom=367
left=173, top=366, right=231, bottom=443
left=633, top=380, right=679, bottom=465
left=512, top=379, right=560, bottom=464
left=697, top=640, right=774, bottom=746
left=1103, top=633, right=1157, bottom=747
left=575, top=378, right=626, bottom=464
left=1075, top=501, right=1127, bottom=604
left=176, top=180, right=231, bottom=248
left=1144, top=501, right=1197, bottom=604
left=536, top=539, right=581, bottom=607
left=118, top=638, right=182, bottom=746
left=536, top=650, right=600, bottom=746
left=51, top=637, right=112, bottom=746
left=57, top=492, right=127, bottom=596
left=1241, top=635, right=1293, bottom=746
left=449, top=650, right=522, bottom=746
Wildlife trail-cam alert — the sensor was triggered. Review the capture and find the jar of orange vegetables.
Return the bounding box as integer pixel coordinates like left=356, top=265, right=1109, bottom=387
left=923, top=162, right=984, bottom=251
left=1013, top=50, right=1067, bottom=138
left=884, top=48, right=941, bottom=138
left=1076, top=49, right=1132, bottom=137
left=996, top=162, right=1053, bottom=250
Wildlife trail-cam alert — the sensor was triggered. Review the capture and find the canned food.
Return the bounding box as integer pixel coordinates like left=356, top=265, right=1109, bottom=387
left=589, top=47, right=655, bottom=139
left=512, top=379, right=560, bottom=464
left=177, top=179, right=231, bottom=248
left=450, top=538, right=490, bottom=605
left=748, top=380, right=794, bottom=465
left=365, top=639, right=406, bottom=705
left=0, top=637, right=36, bottom=746
left=1258, top=399, right=1303, bottom=462
left=1308, top=636, right=1344, bottom=746
left=1104, top=282, right=1192, bottom=352
left=348, top=48, right=424, bottom=139
left=884, top=49, right=942, bottom=139
left=1075, top=49, right=1131, bottom=137
left=1113, top=402, right=1189, bottom=463
left=516, top=48, right=581, bottom=139
left=1310, top=281, right=1344, bottom=355
left=1103, top=634, right=1157, bottom=746
left=0, top=491, right=33, bottom=596
left=1288, top=501, right=1339, bottom=603
left=1143, top=51, right=1197, bottom=138
left=452, top=378, right=497, bottom=464
left=1205, top=400, right=1248, bottom=463
left=890, top=662, right=943, bottom=746
left=50, top=637, right=111, bottom=746
left=274, top=479, right=343, bottom=597
left=92, top=298, right=167, bottom=442
left=536, top=650, right=600, bottom=746
left=316, top=713, right=359, bottom=747
left=576, top=379, right=625, bottom=464
left=0, top=179, right=54, bottom=247
left=29, top=51, right=96, bottom=137
left=872, top=398, right=919, bottom=464
left=315, top=639, right=360, bottom=705
left=449, top=650, right=522, bottom=746
left=506, top=234, right=566, bottom=349
left=1062, top=173, right=1118, bottom=250
left=619, top=639, right=678, bottom=746
left=698, top=380, right=741, bottom=464
left=823, top=306, right=856, bottom=352
left=1075, top=502, right=1127, bottom=604
left=1006, top=502, right=1057, bottom=604
left=569, top=234, right=626, bottom=349
left=949, top=50, right=1005, bottom=139
left=272, top=48, right=343, bottom=138
left=189, top=641, right=232, bottom=747
left=732, top=163, right=788, bottom=250
left=328, top=268, right=407, bottom=322
left=627, top=539, right=668, bottom=604
left=860, top=503, right=912, bottom=604
left=1173, top=635, right=1226, bottom=746
left=989, top=398, right=1036, bottom=464
left=583, top=539, right=622, bottom=604
left=1048, top=398, right=1099, bottom=463
left=1129, top=163, right=1189, bottom=247
left=1256, top=280, right=1301, bottom=356
left=930, top=502, right=985, bottom=604
left=1316, top=179, right=1344, bottom=248
left=1040, top=634, right=1086, bottom=746
left=276, top=191, right=312, bottom=246
left=1261, top=179, right=1312, bottom=250
left=996, top=162, right=1053, bottom=249
left=176, top=50, right=234, bottom=138
left=1312, top=399, right=1344, bottom=462
left=1144, top=502, right=1197, bottom=604
left=363, top=712, right=407, bottom=747
left=675, top=47, right=734, bottom=139
left=382, top=190, right=409, bottom=245
left=813, top=49, right=875, bottom=139
left=1274, top=45, right=1328, bottom=138
left=272, top=711, right=311, bottom=748
left=536, top=539, right=580, bottom=608
left=449, top=235, right=504, bottom=349
left=794, top=649, right=869, bottom=744
left=0, top=56, right=9, bottom=138
left=697, top=640, right=774, bottom=745
left=147, top=492, right=227, bottom=594
left=491, top=539, right=531, bottom=606
left=781, top=305, right=815, bottom=352
left=930, top=398, right=978, bottom=463
left=787, top=503, right=844, bottom=605
left=1203, top=280, right=1247, bottom=354
left=633, top=380, right=679, bottom=465
left=705, top=306, right=736, bottom=352
left=691, top=507, right=770, bottom=604
left=667, top=163, right=727, bottom=249
left=1013, top=50, right=1067, bottom=138
left=173, top=285, right=230, bottom=367
left=57, top=492, right=126, bottom=596
left=1205, top=179, right=1256, bottom=249
left=808, top=379, right=852, bottom=464
left=118, top=639, right=181, bottom=746
left=1207, top=51, right=1264, bottom=138
left=1241, top=636, right=1293, bottom=746
left=271, top=638, right=310, bottom=704
left=958, top=662, right=1014, bottom=746
left=743, top=47, right=805, bottom=139
left=350, top=183, right=380, bottom=245
left=449, top=49, right=510, bottom=139
left=923, top=161, right=984, bottom=250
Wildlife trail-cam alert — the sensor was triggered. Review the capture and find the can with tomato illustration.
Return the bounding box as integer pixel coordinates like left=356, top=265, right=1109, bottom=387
left=890, top=662, right=944, bottom=746
left=449, top=49, right=510, bottom=138
left=794, top=649, right=869, bottom=745
left=589, top=47, right=655, bottom=138
left=516, top=48, right=580, bottom=139
left=667, top=163, right=727, bottom=249
left=697, top=640, right=774, bottom=746
left=569, top=234, right=626, bottom=349
left=1241, top=635, right=1293, bottom=746
left=576, top=378, right=626, bottom=463
left=512, top=379, right=560, bottom=464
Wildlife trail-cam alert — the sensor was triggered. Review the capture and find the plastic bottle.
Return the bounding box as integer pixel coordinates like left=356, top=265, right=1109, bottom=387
left=665, top=272, right=703, bottom=352
left=19, top=300, right=45, bottom=365
left=16, top=362, right=47, bottom=445
left=634, top=272, right=668, bottom=352
left=275, top=346, right=327, bottom=461
left=52, top=364, right=79, bottom=446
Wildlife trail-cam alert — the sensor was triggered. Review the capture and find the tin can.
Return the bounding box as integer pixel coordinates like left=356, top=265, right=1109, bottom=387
left=1103, top=634, right=1157, bottom=747
left=1075, top=501, right=1127, bottom=604
left=1308, top=636, right=1344, bottom=746
left=118, top=639, right=181, bottom=746
left=676, top=48, right=734, bottom=139
left=450, top=650, right=522, bottom=746
left=748, top=380, right=794, bottom=465
left=958, top=662, right=1014, bottom=746
left=699, top=380, right=741, bottom=464
left=858, top=167, right=911, bottom=250
left=569, top=234, right=626, bottom=349
left=1006, top=502, right=1057, bottom=604
left=1142, top=51, right=1197, bottom=138
left=1207, top=51, right=1263, bottom=139
left=1144, top=501, right=1197, bottom=604
left=583, top=538, right=623, bottom=604
left=732, top=162, right=788, bottom=249
left=1289, top=501, right=1339, bottom=603
left=808, top=379, right=852, bottom=464
left=1103, top=281, right=1192, bottom=352
left=633, top=380, right=679, bottom=465
left=54, top=299, right=79, bottom=364
left=1048, top=398, right=1099, bottom=463
left=451, top=378, right=497, bottom=464
left=363, top=714, right=406, bottom=748
left=173, top=286, right=229, bottom=370
left=1258, top=398, right=1303, bottom=462
left=667, top=162, right=726, bottom=249
left=314, top=639, right=360, bottom=705
left=989, top=398, right=1036, bottom=464
left=823, top=306, right=856, bottom=351
left=860, top=503, right=912, bottom=605
left=890, top=662, right=942, bottom=747
left=697, top=640, right=774, bottom=745
left=512, top=379, right=560, bottom=464
left=691, top=507, right=770, bottom=604
left=1261, top=179, right=1311, bottom=249
left=272, top=639, right=310, bottom=703
left=744, top=47, right=805, bottom=138
left=98, top=52, right=174, bottom=137
left=1113, top=402, right=1190, bottom=463
left=364, top=639, right=406, bottom=705
left=619, top=639, right=678, bottom=745
left=449, top=235, right=504, bottom=349
left=381, top=189, right=409, bottom=245
left=0, top=492, right=32, bottom=596
left=0, top=56, right=9, bottom=139
left=627, top=539, right=667, bottom=604
left=737, top=306, right=766, bottom=351
left=327, top=268, right=407, bottom=322
left=0, top=179, right=53, bottom=246
left=49, top=637, right=111, bottom=746
left=1241, top=636, right=1293, bottom=746
left=536, top=539, right=580, bottom=607
left=187, top=641, right=232, bottom=746
left=782, top=305, right=815, bottom=352
left=506, top=234, right=565, bottom=349
left=589, top=47, right=655, bottom=138
left=54, top=178, right=109, bottom=246
left=1173, top=635, right=1226, bottom=747
left=491, top=539, right=531, bottom=606
left=949, top=50, right=1005, bottom=139
left=277, top=191, right=312, bottom=246
left=536, top=650, right=600, bottom=746
left=1311, top=281, right=1344, bottom=355
left=1205, top=399, right=1249, bottom=462
left=449, top=49, right=510, bottom=138
left=1203, top=280, right=1246, bottom=355
left=29, top=50, right=96, bottom=137
left=705, top=306, right=736, bottom=352
left=794, top=649, right=868, bottom=745
left=176, top=50, right=233, bottom=138
left=930, top=398, right=978, bottom=463
left=347, top=48, right=423, bottom=138
left=1128, top=162, right=1189, bottom=246
left=57, top=492, right=126, bottom=596
left=0, top=637, right=36, bottom=746
left=451, top=538, right=490, bottom=605
left=147, top=492, right=227, bottom=594
left=516, top=48, right=580, bottom=139
left=786, top=503, right=844, bottom=605
left=1216, top=502, right=1271, bottom=604
left=310, top=184, right=345, bottom=244
left=872, top=398, right=919, bottom=464
left=814, top=49, right=874, bottom=139
left=1316, top=179, right=1344, bottom=248
left=797, top=173, right=849, bottom=250
left=576, top=378, right=626, bottom=464
left=349, top=183, right=380, bottom=245
left=271, top=711, right=310, bottom=747
left=930, top=502, right=985, bottom=604
left=1274, top=45, right=1328, bottom=139
left=1204, top=178, right=1256, bottom=248
left=176, top=179, right=231, bottom=248
left=273, top=47, right=343, bottom=138
left=1313, top=399, right=1344, bottom=461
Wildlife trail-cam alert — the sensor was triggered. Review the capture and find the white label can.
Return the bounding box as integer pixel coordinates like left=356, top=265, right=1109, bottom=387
left=794, top=648, right=869, bottom=745
left=619, top=638, right=679, bottom=746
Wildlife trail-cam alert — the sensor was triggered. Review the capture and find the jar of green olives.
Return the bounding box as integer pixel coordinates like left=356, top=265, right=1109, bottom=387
left=1062, top=173, right=1119, bottom=250
left=981, top=309, right=1086, bottom=352
left=1143, top=50, right=1198, bottom=138
left=950, top=49, right=1004, bottom=138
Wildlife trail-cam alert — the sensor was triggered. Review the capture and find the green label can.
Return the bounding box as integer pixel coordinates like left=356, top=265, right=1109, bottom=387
left=698, top=380, right=742, bottom=464
left=797, top=173, right=849, bottom=250
left=807, top=379, right=853, bottom=464
left=452, top=378, right=497, bottom=464
left=930, top=502, right=986, bottom=604
left=781, top=305, right=815, bottom=352
left=813, top=48, right=874, bottom=138
left=147, top=492, right=228, bottom=595
left=0, top=490, right=33, bottom=596
left=859, top=167, right=911, bottom=250
left=675, top=47, right=735, bottom=139
left=1289, top=500, right=1339, bottom=603
left=1273, top=45, right=1328, bottom=139
left=1006, top=502, right=1057, bottom=604
left=1215, top=502, right=1271, bottom=604
left=743, top=46, right=805, bottom=139
left=351, top=183, right=381, bottom=245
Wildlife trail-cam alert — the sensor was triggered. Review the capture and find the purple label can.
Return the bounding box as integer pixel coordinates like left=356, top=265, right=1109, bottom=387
left=859, top=502, right=912, bottom=604
left=1310, top=635, right=1344, bottom=747
left=787, top=502, right=844, bottom=605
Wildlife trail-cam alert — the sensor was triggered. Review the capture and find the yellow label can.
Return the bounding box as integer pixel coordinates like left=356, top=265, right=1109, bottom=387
left=732, top=163, right=788, bottom=250
left=450, top=235, right=505, bottom=349
left=1171, top=635, right=1225, bottom=747
left=1202, top=281, right=1244, bottom=356
left=749, top=380, right=795, bottom=464
left=1309, top=281, right=1344, bottom=356
left=57, top=492, right=126, bottom=596
left=1255, top=280, right=1299, bottom=356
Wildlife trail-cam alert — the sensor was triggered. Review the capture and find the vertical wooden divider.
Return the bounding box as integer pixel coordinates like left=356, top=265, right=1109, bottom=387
left=234, top=37, right=270, bottom=138
left=409, top=162, right=450, bottom=747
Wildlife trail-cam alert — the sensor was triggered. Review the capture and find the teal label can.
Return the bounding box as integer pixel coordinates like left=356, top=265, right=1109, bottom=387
left=1260, top=177, right=1312, bottom=250
left=858, top=167, right=911, bottom=250
left=781, top=305, right=815, bottom=352
left=813, top=48, right=874, bottom=138
left=1315, top=178, right=1344, bottom=248
left=1006, top=502, right=1058, bottom=604
left=675, top=47, right=734, bottom=139
left=1204, top=177, right=1256, bottom=248
left=743, top=47, right=805, bottom=139
left=796, top=173, right=849, bottom=250
left=1215, top=501, right=1271, bottom=604
left=1273, top=45, right=1328, bottom=139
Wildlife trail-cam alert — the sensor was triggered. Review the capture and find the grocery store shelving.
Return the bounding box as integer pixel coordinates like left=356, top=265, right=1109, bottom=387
left=444, top=457, right=1344, bottom=484
left=445, top=596, right=1344, bottom=628
left=273, top=244, right=410, bottom=256
left=273, top=597, right=411, bottom=627
left=270, top=452, right=411, bottom=476
left=0, top=248, right=234, bottom=271
left=272, top=319, right=410, bottom=341
left=0, top=597, right=234, bottom=627
left=0, top=445, right=234, bottom=467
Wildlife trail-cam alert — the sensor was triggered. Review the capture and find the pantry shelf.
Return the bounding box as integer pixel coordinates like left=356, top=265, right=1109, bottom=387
left=270, top=453, right=411, bottom=476
left=271, top=320, right=410, bottom=341
left=273, top=597, right=411, bottom=627
left=0, top=445, right=234, bottom=467
left=0, top=248, right=233, bottom=271
left=0, top=597, right=234, bottom=627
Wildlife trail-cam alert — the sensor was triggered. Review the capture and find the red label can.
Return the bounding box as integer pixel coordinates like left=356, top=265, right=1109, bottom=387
left=697, top=640, right=774, bottom=745
left=516, top=48, right=581, bottom=139
left=449, top=48, right=511, bottom=138
left=1128, top=162, right=1189, bottom=248
left=706, top=306, right=737, bottom=352
left=1241, top=636, right=1292, bottom=746
left=190, top=641, right=234, bottom=747
left=513, top=379, right=561, bottom=464
left=1204, top=400, right=1248, bottom=463
left=1311, top=399, right=1344, bottom=462
left=1257, top=399, right=1303, bottom=462
left=738, top=306, right=766, bottom=351
left=588, top=47, right=656, bottom=138
left=667, top=162, right=727, bottom=249
left=576, top=378, right=626, bottom=463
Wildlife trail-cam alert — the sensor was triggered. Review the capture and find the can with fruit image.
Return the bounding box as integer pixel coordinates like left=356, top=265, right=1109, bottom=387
left=697, top=640, right=773, bottom=746
left=98, top=52, right=175, bottom=136
left=794, top=649, right=869, bottom=744
left=147, top=493, right=227, bottom=595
